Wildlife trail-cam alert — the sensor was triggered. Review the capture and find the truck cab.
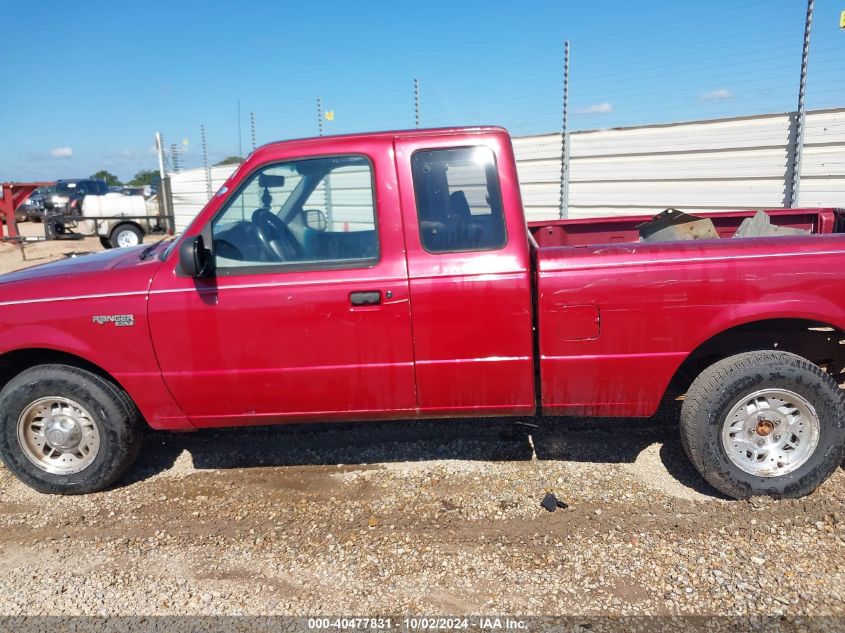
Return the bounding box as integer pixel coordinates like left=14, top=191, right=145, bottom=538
left=154, top=128, right=535, bottom=424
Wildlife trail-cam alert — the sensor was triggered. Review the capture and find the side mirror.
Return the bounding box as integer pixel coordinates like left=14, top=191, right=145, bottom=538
left=179, top=234, right=215, bottom=278
left=304, top=208, right=328, bottom=232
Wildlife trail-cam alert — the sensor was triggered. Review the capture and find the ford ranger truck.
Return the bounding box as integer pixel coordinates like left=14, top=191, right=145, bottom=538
left=0, top=127, right=843, bottom=499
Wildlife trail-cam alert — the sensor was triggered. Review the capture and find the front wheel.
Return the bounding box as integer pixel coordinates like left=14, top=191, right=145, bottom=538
left=681, top=351, right=845, bottom=499
left=0, top=365, right=142, bottom=494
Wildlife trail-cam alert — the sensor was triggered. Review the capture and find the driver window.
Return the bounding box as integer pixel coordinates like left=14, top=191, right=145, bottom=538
left=211, top=156, right=378, bottom=271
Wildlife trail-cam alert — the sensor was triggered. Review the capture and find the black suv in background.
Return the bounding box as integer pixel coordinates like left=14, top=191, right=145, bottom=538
left=42, top=179, right=109, bottom=215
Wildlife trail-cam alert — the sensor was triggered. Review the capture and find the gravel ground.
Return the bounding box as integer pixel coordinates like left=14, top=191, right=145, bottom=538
left=0, top=413, right=843, bottom=618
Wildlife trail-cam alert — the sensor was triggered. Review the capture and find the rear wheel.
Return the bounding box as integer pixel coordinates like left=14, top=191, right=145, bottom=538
left=110, top=223, right=143, bottom=249
left=681, top=351, right=845, bottom=499
left=0, top=365, right=142, bottom=494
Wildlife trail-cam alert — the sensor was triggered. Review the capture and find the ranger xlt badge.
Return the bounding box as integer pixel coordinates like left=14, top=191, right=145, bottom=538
left=92, top=314, right=135, bottom=327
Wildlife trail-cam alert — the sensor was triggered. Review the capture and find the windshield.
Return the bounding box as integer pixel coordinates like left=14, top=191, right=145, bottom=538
left=54, top=181, right=108, bottom=195
left=55, top=183, right=77, bottom=195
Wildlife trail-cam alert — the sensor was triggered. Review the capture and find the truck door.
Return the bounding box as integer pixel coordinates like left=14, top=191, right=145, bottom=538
left=147, top=145, right=417, bottom=426
left=393, top=132, right=536, bottom=416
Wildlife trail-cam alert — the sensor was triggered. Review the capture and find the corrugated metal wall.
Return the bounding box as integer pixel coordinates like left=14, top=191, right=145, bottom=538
left=514, top=108, right=845, bottom=220
left=170, top=165, right=235, bottom=232
left=171, top=108, right=845, bottom=231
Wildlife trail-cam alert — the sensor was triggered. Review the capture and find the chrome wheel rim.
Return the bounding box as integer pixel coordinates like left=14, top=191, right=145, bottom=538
left=721, top=388, right=820, bottom=477
left=116, top=230, right=139, bottom=247
left=17, top=397, right=100, bottom=475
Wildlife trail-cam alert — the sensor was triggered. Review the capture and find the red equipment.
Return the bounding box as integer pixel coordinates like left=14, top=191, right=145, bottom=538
left=0, top=182, right=52, bottom=239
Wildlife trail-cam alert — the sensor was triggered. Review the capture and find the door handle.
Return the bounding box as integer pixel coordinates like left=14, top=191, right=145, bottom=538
left=350, top=291, right=381, bottom=306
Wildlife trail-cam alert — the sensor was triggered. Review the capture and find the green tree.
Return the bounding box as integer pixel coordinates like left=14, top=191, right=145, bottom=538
left=90, top=170, right=121, bottom=187
left=214, top=156, right=244, bottom=166
left=127, top=169, right=161, bottom=187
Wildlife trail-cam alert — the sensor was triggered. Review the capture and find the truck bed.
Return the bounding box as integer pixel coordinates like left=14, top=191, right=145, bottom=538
left=532, top=217, right=845, bottom=417
left=528, top=208, right=845, bottom=248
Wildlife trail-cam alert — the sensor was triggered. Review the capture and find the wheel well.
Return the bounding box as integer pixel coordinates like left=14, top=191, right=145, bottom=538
left=667, top=319, right=845, bottom=397
left=111, top=221, right=144, bottom=237
left=0, top=348, right=138, bottom=408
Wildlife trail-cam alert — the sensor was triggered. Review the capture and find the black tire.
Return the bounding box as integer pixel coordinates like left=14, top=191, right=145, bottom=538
left=0, top=365, right=143, bottom=495
left=99, top=236, right=112, bottom=250
left=110, top=223, right=144, bottom=249
left=681, top=351, right=845, bottom=499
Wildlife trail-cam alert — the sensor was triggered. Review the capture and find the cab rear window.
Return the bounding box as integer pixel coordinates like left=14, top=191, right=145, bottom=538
left=411, top=146, right=507, bottom=253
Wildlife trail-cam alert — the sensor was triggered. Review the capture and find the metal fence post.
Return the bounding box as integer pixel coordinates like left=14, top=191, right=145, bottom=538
left=558, top=40, right=571, bottom=220
left=200, top=124, right=211, bottom=199
left=787, top=0, right=814, bottom=207
left=414, top=78, right=420, bottom=128
left=317, top=98, right=324, bottom=136
left=250, top=112, right=257, bottom=151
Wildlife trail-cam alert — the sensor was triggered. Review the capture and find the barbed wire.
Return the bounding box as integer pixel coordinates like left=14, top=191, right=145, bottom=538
left=174, top=2, right=843, bottom=165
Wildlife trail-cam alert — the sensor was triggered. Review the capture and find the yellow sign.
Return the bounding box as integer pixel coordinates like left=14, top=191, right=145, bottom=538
left=325, top=110, right=335, bottom=121
left=841, top=10, right=845, bottom=29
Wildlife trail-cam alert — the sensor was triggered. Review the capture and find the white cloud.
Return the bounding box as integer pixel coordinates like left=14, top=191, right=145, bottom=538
left=51, top=147, right=74, bottom=158
left=577, top=102, right=613, bottom=115
left=701, top=89, right=733, bottom=101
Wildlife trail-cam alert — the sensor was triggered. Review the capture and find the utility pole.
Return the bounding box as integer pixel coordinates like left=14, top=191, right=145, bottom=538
left=788, top=0, right=814, bottom=207
left=155, top=133, right=166, bottom=179
left=237, top=100, right=243, bottom=160
left=154, top=132, right=174, bottom=233
left=558, top=40, right=571, bottom=219
left=414, top=78, right=420, bottom=128
left=317, top=97, right=324, bottom=136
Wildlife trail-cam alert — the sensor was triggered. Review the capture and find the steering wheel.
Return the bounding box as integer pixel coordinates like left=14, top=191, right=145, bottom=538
left=252, top=209, right=304, bottom=261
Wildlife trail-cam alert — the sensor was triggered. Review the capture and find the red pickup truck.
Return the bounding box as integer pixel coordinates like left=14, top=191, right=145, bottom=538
left=1, top=127, right=843, bottom=499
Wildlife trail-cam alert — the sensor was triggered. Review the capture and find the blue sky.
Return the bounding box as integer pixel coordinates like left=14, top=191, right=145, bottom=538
left=1, top=0, right=843, bottom=181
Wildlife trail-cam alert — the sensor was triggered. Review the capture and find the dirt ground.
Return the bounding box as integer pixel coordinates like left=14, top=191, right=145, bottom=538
left=0, top=221, right=843, bottom=621
left=0, top=221, right=105, bottom=274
